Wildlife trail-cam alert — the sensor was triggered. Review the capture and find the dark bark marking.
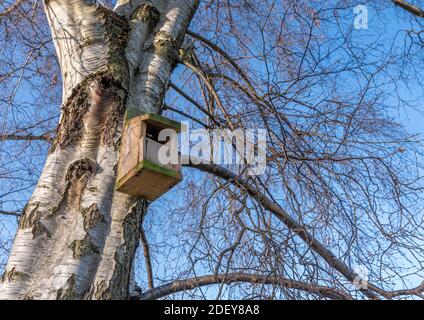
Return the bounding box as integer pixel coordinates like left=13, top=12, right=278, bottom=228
left=56, top=274, right=77, bottom=300
left=97, top=87, right=127, bottom=149
left=18, top=202, right=51, bottom=239
left=1, top=267, right=29, bottom=283
left=62, top=159, right=95, bottom=211
left=66, top=158, right=95, bottom=182
left=70, top=235, right=99, bottom=259
left=101, top=6, right=130, bottom=85
left=93, top=280, right=112, bottom=300
left=51, top=83, right=90, bottom=152
left=51, top=74, right=128, bottom=152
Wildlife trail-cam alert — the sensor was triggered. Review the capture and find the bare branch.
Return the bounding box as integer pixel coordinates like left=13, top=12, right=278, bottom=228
left=0, top=210, right=22, bottom=217
left=0, top=134, right=53, bottom=142
left=0, top=0, right=25, bottom=17
left=181, top=59, right=236, bottom=130
left=383, top=281, right=424, bottom=299
left=186, top=30, right=254, bottom=90
left=185, top=161, right=382, bottom=299
left=139, top=227, right=154, bottom=290
left=169, top=81, right=222, bottom=124
left=393, top=0, right=424, bottom=17
left=138, top=273, right=353, bottom=300
left=164, top=104, right=210, bottom=128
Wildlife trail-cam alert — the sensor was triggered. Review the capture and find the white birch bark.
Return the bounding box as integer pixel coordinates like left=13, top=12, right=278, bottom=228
left=0, top=0, right=198, bottom=300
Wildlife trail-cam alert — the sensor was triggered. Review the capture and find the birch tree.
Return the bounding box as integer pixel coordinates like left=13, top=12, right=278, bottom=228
left=1, top=0, right=424, bottom=300
left=0, top=0, right=199, bottom=300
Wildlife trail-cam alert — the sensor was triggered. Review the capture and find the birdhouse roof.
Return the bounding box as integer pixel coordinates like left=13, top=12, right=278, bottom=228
left=126, top=113, right=182, bottom=133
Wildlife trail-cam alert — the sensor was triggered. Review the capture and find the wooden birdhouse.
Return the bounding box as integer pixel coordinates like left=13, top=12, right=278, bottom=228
left=116, top=113, right=182, bottom=201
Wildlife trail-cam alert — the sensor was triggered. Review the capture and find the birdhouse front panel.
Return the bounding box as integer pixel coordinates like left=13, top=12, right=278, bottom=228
left=116, top=113, right=182, bottom=201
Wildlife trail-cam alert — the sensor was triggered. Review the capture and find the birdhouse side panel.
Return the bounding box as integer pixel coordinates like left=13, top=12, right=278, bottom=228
left=117, top=120, right=145, bottom=182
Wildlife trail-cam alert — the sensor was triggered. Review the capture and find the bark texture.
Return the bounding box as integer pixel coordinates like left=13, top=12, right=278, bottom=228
left=0, top=0, right=198, bottom=300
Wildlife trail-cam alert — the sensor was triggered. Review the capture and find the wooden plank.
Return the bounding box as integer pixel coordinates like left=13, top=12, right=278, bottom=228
left=116, top=161, right=182, bottom=201
left=117, top=120, right=143, bottom=181
left=126, top=113, right=181, bottom=132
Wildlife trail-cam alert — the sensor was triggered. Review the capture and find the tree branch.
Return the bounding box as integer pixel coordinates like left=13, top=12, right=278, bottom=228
left=186, top=30, right=256, bottom=94
left=0, top=0, right=25, bottom=17
left=382, top=281, right=424, bottom=299
left=0, top=134, right=53, bottom=142
left=138, top=273, right=353, bottom=300
left=169, top=81, right=222, bottom=124
left=164, top=104, right=211, bottom=128
left=139, top=227, right=154, bottom=290
left=393, top=0, right=424, bottom=18
left=185, top=162, right=383, bottom=299
left=181, top=59, right=236, bottom=130
left=0, top=210, right=21, bottom=217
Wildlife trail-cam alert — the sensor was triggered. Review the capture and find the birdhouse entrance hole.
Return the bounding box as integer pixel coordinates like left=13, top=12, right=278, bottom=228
left=116, top=113, right=182, bottom=201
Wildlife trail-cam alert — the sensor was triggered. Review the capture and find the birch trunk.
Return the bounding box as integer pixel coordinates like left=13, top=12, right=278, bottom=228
left=0, top=0, right=198, bottom=300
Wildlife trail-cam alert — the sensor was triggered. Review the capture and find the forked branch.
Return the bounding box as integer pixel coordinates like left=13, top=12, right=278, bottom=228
left=0, top=134, right=53, bottom=142
left=185, top=162, right=382, bottom=299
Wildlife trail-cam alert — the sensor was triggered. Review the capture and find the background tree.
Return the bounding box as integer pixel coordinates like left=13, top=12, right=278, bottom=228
left=1, top=0, right=424, bottom=300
